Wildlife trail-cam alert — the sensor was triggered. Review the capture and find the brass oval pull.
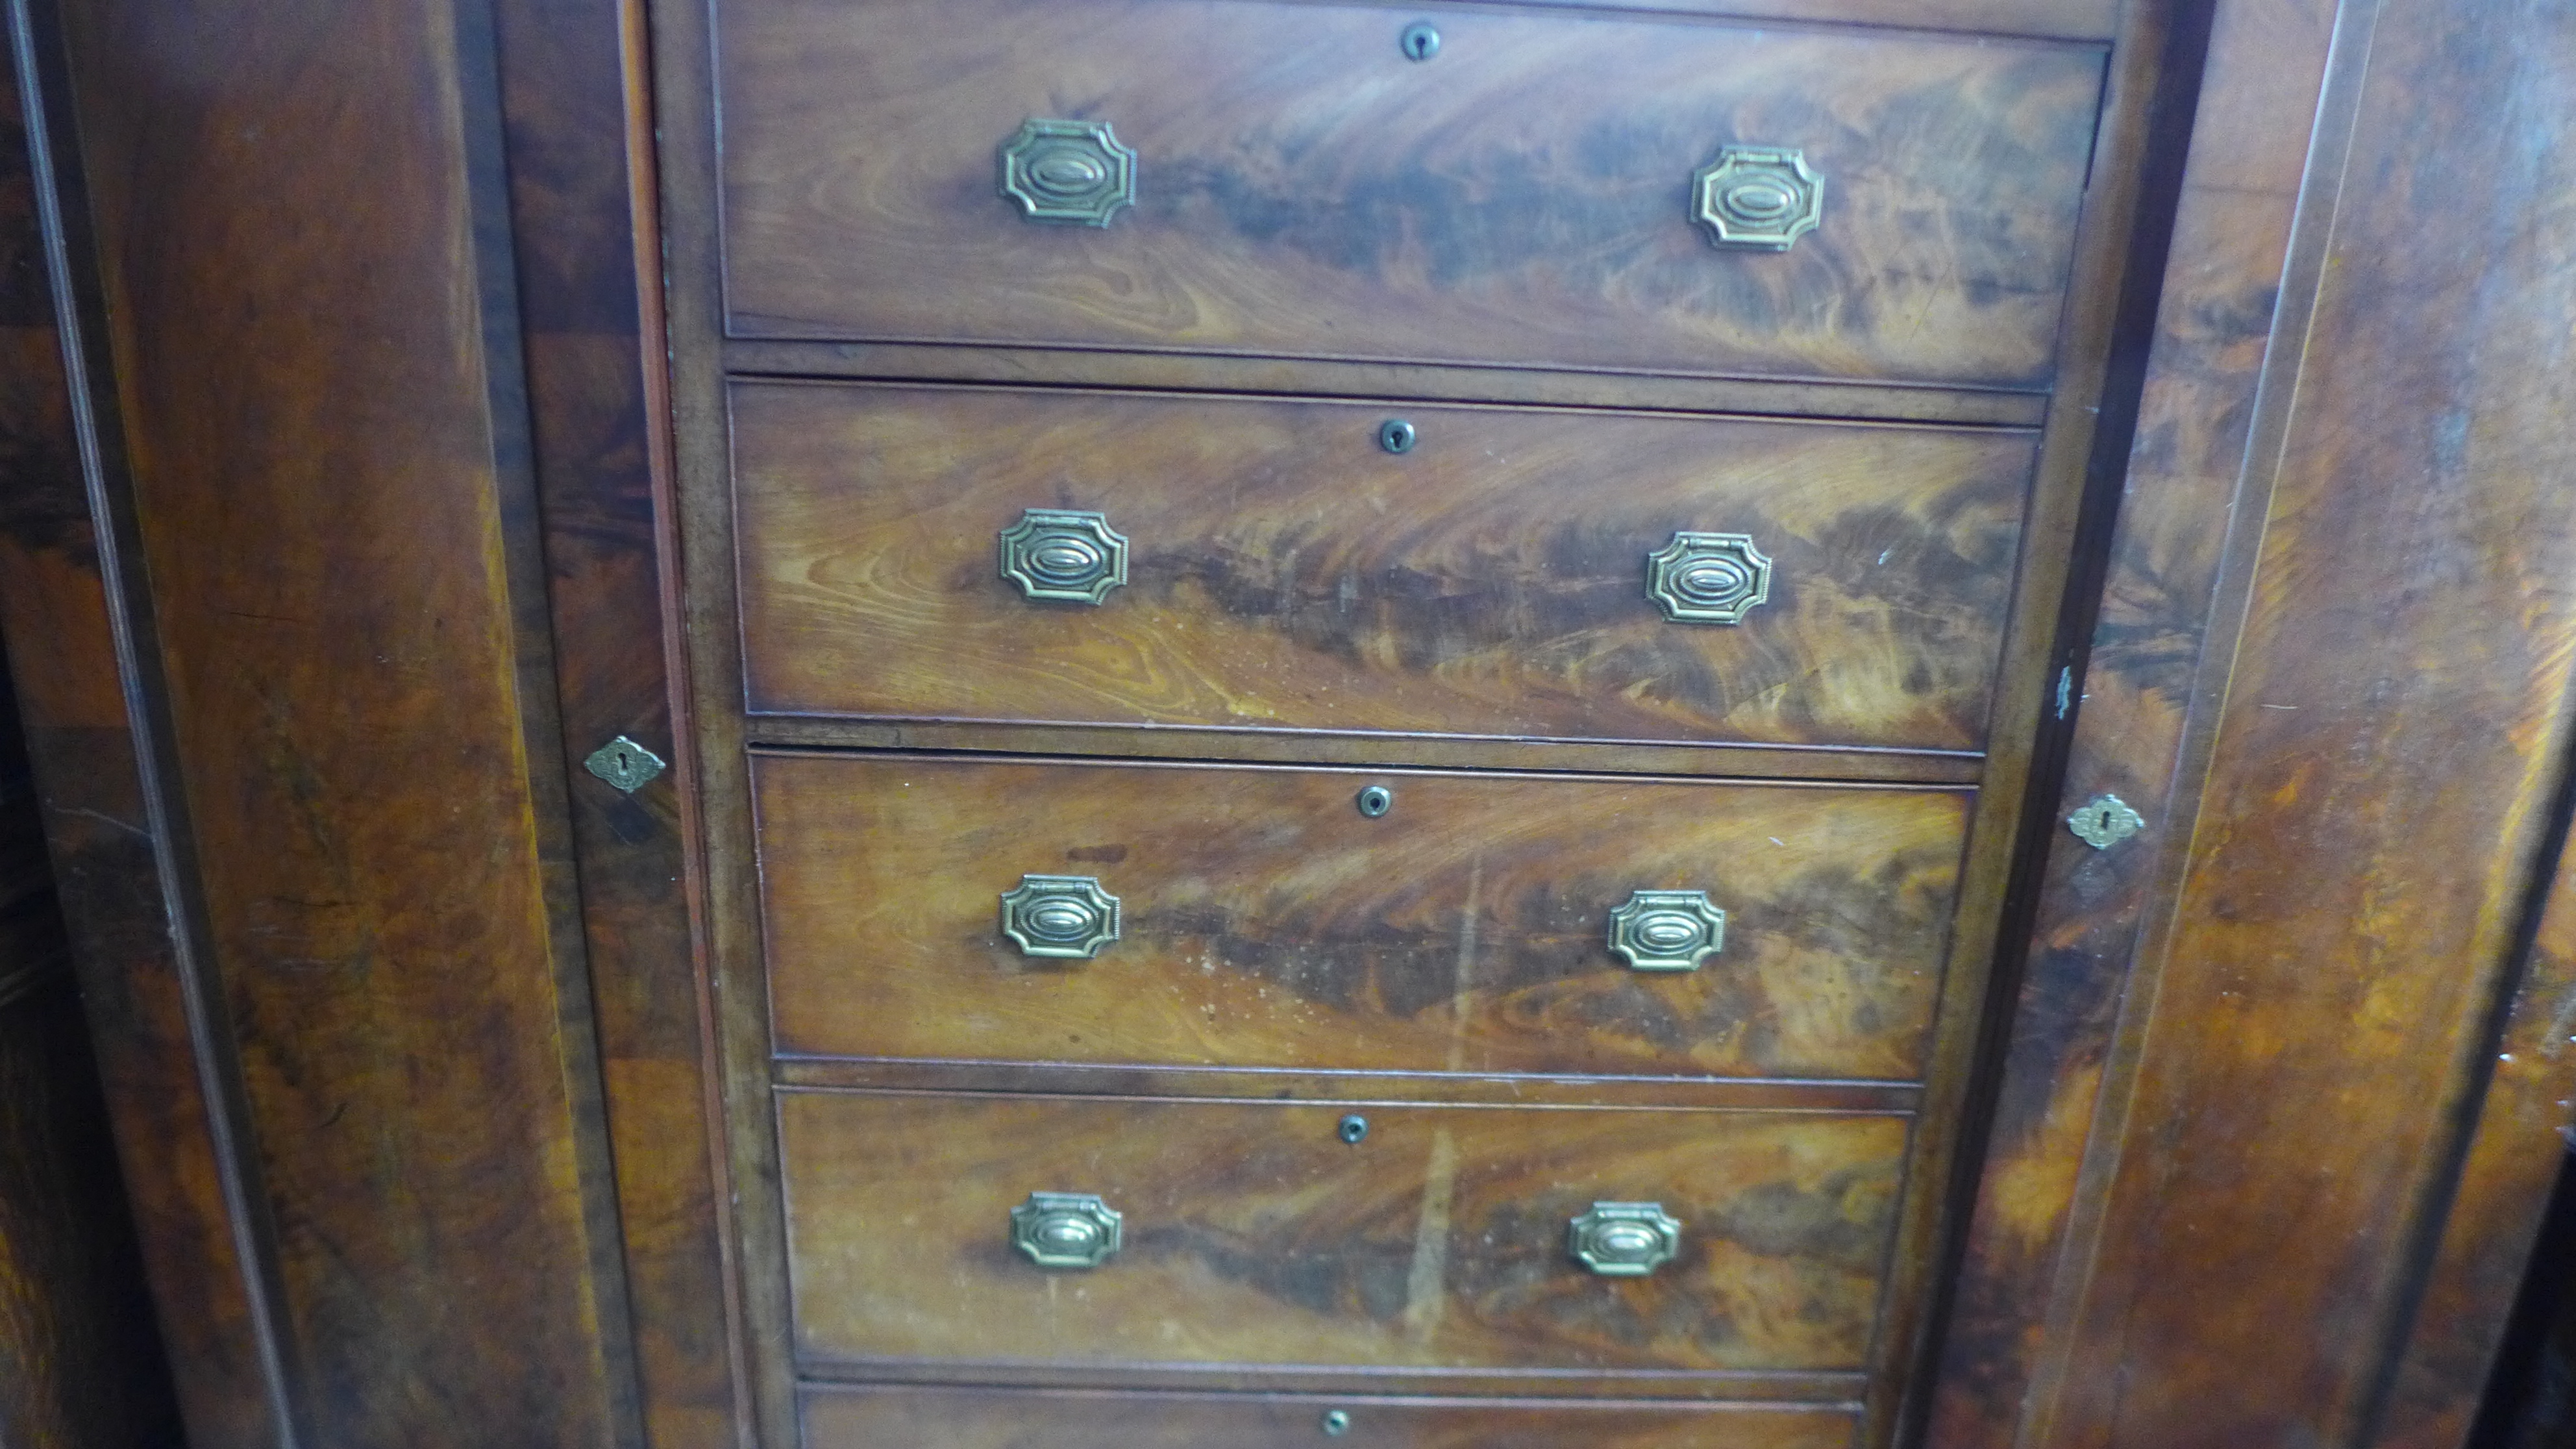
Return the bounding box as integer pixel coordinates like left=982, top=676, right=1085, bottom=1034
left=1646, top=532, right=1772, bottom=625
left=1690, top=145, right=1823, bottom=251
left=1606, top=889, right=1725, bottom=972
left=1568, top=1201, right=1683, bottom=1277
left=999, top=874, right=1122, bottom=959
left=1000, top=508, right=1129, bottom=604
left=998, top=118, right=1137, bottom=227
left=1011, top=1191, right=1124, bottom=1269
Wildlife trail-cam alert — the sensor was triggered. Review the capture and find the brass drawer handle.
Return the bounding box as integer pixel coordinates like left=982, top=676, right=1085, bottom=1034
left=998, top=118, right=1137, bottom=227
left=1568, top=1201, right=1683, bottom=1277
left=1011, top=1191, right=1124, bottom=1269
left=1000, top=508, right=1129, bottom=604
left=1646, top=532, right=1772, bottom=625
left=1606, top=889, right=1725, bottom=972
left=1000, top=874, right=1121, bottom=959
left=1690, top=145, right=1823, bottom=252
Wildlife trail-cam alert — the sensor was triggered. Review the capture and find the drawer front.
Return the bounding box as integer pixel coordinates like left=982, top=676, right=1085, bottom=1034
left=715, top=0, right=2103, bottom=388
left=734, top=384, right=2035, bottom=752
left=780, top=1091, right=1907, bottom=1372
left=800, top=1385, right=1860, bottom=1448
left=757, top=754, right=1967, bottom=1081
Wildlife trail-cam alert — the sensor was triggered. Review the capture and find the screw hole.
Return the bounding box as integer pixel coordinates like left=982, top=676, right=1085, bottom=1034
left=1338, top=1114, right=1369, bottom=1145
left=1322, top=1409, right=1354, bottom=1436
left=1376, top=418, right=1417, bottom=454
left=1356, top=786, right=1393, bottom=818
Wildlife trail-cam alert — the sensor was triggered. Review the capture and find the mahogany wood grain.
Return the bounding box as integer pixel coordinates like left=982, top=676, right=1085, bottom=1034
left=721, top=339, right=2057, bottom=428
left=756, top=752, right=1968, bottom=1082
left=779, top=1088, right=1909, bottom=1376
left=2377, top=797, right=2576, bottom=1448
left=0, top=19, right=282, bottom=1443
left=798, top=1384, right=1861, bottom=1449
left=43, top=0, right=641, bottom=1439
left=489, top=0, right=744, bottom=1441
left=716, top=0, right=2103, bottom=388
left=747, top=715, right=1986, bottom=786
left=1446, top=0, right=2116, bottom=40
left=0, top=658, right=179, bottom=1448
left=734, top=384, right=2037, bottom=752
left=1936, top=0, right=2576, bottom=1444
left=771, top=1057, right=1918, bottom=1113
left=0, top=976, right=178, bottom=1449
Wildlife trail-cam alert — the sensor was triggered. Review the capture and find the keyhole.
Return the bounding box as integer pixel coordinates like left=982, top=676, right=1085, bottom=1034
left=1356, top=786, right=1393, bottom=818
left=1377, top=419, right=1417, bottom=454
left=1400, top=22, right=1439, bottom=60
left=1322, top=1409, right=1354, bottom=1436
left=1339, top=1114, right=1370, bottom=1145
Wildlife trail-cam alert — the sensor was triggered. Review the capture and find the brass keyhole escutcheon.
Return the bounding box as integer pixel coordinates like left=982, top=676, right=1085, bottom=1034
left=1338, top=1113, right=1369, bottom=1145
left=1399, top=21, right=1439, bottom=60
left=1356, top=785, right=1393, bottom=818
left=1377, top=418, right=1417, bottom=454
left=1322, top=1409, right=1354, bottom=1437
left=2068, top=794, right=2146, bottom=849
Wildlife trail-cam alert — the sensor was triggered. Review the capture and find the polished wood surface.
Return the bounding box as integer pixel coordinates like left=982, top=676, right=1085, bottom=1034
left=0, top=977, right=178, bottom=1449
left=0, top=657, right=180, bottom=1449
left=31, top=0, right=640, bottom=1439
left=757, top=752, right=1968, bottom=1082
left=0, top=23, right=282, bottom=1442
left=1932, top=0, right=2576, bottom=1445
left=799, top=1384, right=1860, bottom=1448
left=491, top=0, right=745, bottom=1440
left=735, top=384, right=2037, bottom=752
left=780, top=1089, right=1907, bottom=1376
left=716, top=0, right=2103, bottom=388
left=2381, top=806, right=2576, bottom=1448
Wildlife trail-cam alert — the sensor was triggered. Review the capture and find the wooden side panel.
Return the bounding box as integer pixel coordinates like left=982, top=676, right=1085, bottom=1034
left=2377, top=808, right=2576, bottom=1447
left=1938, top=0, right=2576, bottom=1445
left=799, top=1384, right=1861, bottom=1449
left=2051, top=1, right=2576, bottom=1443
left=757, top=753, right=1968, bottom=1082
left=0, top=659, right=182, bottom=1448
left=488, top=0, right=743, bottom=1443
left=717, top=0, right=2103, bottom=388
left=780, top=1090, right=1908, bottom=1376
left=0, top=15, right=284, bottom=1444
left=1924, top=0, right=2338, bottom=1440
left=45, top=0, right=636, bottom=1441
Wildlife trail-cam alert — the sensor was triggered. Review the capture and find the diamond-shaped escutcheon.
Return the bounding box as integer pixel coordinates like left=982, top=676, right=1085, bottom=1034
left=1568, top=1202, right=1685, bottom=1277
left=1690, top=145, right=1824, bottom=252
left=998, top=118, right=1137, bottom=227
left=1605, top=889, right=1726, bottom=972
left=1645, top=532, right=1772, bottom=625
left=582, top=735, right=665, bottom=794
left=1010, top=1191, right=1124, bottom=1269
left=999, top=874, right=1122, bottom=960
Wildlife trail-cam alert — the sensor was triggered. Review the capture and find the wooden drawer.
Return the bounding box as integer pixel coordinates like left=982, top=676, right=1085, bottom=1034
left=715, top=0, right=2103, bottom=389
left=780, top=1090, right=1907, bottom=1374
left=756, top=753, right=1967, bottom=1082
left=733, top=384, right=2035, bottom=752
left=799, top=1385, right=1860, bottom=1448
